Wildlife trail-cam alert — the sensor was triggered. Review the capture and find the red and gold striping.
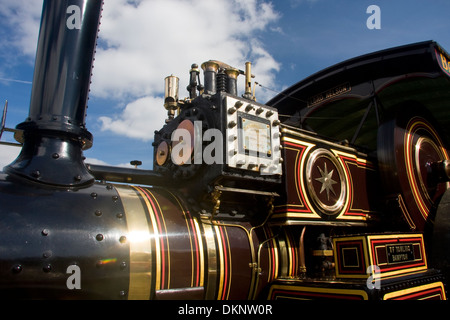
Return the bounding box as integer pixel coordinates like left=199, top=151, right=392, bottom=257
left=116, top=185, right=281, bottom=300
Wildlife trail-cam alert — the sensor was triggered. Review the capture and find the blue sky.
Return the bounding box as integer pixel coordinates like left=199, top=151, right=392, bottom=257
left=1, top=0, right=450, bottom=170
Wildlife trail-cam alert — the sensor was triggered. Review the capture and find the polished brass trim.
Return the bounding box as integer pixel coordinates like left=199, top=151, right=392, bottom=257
left=202, top=220, right=218, bottom=300
left=116, top=185, right=152, bottom=300
left=133, top=187, right=166, bottom=290
left=193, top=217, right=205, bottom=287
left=306, top=148, right=347, bottom=215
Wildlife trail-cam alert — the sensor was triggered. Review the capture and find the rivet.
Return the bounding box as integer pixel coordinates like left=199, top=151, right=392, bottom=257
left=90, top=192, right=98, bottom=199
left=120, top=261, right=127, bottom=270
left=116, top=213, right=124, bottom=219
left=112, top=195, right=119, bottom=201
left=228, top=121, right=237, bottom=128
left=42, top=250, right=52, bottom=259
left=41, top=229, right=49, bottom=236
left=119, top=236, right=127, bottom=244
left=74, top=175, right=82, bottom=182
left=95, top=210, right=102, bottom=217
left=106, top=184, right=113, bottom=190
left=12, top=264, right=22, bottom=274
left=43, top=264, right=52, bottom=273
left=228, top=107, right=236, bottom=115
left=31, top=170, right=41, bottom=178
left=119, top=290, right=127, bottom=298
left=96, top=234, right=104, bottom=241
left=234, top=101, right=243, bottom=108
left=266, top=110, right=274, bottom=118
left=52, top=153, right=60, bottom=159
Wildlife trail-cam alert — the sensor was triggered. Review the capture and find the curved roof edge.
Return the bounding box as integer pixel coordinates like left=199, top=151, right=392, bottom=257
left=266, top=40, right=447, bottom=110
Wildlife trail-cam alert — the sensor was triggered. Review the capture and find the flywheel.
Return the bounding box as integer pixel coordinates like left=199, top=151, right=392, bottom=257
left=377, top=103, right=450, bottom=231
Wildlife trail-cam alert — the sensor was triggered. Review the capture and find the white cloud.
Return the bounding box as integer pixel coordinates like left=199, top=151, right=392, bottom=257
left=92, top=0, right=281, bottom=141
left=85, top=157, right=141, bottom=169
left=92, top=0, right=280, bottom=98
left=1, top=0, right=281, bottom=143
left=98, top=96, right=166, bottom=141
left=0, top=145, right=20, bottom=170
left=84, top=157, right=110, bottom=166
left=0, top=0, right=42, bottom=59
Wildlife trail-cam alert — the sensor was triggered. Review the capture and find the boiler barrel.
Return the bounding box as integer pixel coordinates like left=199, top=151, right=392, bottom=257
left=0, top=179, right=276, bottom=299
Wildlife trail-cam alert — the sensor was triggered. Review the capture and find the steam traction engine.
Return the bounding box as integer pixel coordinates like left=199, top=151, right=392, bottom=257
left=1, top=0, right=450, bottom=300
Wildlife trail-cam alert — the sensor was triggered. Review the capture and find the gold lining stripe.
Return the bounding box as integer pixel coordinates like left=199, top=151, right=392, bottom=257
left=281, top=136, right=372, bottom=222
left=214, top=225, right=225, bottom=300
left=193, top=217, right=205, bottom=287
left=185, top=213, right=196, bottom=288
left=403, top=119, right=450, bottom=221
left=214, top=224, right=232, bottom=300
left=269, top=284, right=369, bottom=300
left=133, top=186, right=171, bottom=290
left=383, top=282, right=446, bottom=300
left=223, top=227, right=232, bottom=299
left=398, top=194, right=416, bottom=229
left=333, top=236, right=369, bottom=279
left=202, top=221, right=218, bottom=300
left=367, top=234, right=427, bottom=279
left=168, top=190, right=205, bottom=288
left=115, top=185, right=152, bottom=300
left=285, top=231, right=296, bottom=277
left=282, top=138, right=315, bottom=214
left=133, top=187, right=161, bottom=290
left=264, top=227, right=278, bottom=282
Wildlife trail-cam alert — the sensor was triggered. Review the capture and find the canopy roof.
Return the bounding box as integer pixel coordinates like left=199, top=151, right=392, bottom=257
left=267, top=41, right=450, bottom=152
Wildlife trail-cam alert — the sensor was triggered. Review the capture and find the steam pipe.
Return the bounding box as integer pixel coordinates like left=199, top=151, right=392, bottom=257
left=201, top=61, right=219, bottom=95
left=243, top=61, right=253, bottom=100
left=187, top=63, right=200, bottom=99
left=86, top=163, right=171, bottom=186
left=225, top=68, right=240, bottom=96
left=5, top=0, right=103, bottom=187
left=164, top=75, right=179, bottom=121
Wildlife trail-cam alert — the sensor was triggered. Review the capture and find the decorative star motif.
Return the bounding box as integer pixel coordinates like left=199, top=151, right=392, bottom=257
left=315, top=162, right=337, bottom=201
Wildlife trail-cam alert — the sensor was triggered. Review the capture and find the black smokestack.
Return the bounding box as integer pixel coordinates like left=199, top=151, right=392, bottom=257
left=6, top=0, right=103, bottom=187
